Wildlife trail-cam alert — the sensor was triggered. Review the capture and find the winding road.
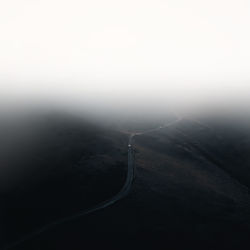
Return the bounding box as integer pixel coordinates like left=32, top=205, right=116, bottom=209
left=4, top=117, right=181, bottom=250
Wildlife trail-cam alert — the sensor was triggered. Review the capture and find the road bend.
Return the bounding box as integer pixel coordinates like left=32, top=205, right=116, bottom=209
left=4, top=117, right=181, bottom=250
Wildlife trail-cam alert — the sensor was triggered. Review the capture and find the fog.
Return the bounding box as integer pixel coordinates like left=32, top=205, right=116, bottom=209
left=1, top=0, right=250, bottom=116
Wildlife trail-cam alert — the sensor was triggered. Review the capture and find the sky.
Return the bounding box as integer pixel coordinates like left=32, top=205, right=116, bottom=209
left=0, top=0, right=250, bottom=113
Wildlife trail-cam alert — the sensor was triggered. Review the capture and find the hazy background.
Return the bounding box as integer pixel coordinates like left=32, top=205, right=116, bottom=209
left=0, top=0, right=250, bottom=115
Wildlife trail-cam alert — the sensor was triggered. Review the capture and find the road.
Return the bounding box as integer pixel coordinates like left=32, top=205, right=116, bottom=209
left=4, top=117, right=181, bottom=249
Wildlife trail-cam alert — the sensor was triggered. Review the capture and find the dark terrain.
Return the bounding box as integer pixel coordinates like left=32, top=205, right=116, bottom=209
left=2, top=112, right=250, bottom=250
left=0, top=112, right=128, bottom=248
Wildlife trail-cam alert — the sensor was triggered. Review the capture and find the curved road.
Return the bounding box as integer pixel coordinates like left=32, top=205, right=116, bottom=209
left=4, top=117, right=181, bottom=250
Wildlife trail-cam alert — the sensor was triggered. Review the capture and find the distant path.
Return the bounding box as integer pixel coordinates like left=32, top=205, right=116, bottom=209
left=4, top=117, right=182, bottom=250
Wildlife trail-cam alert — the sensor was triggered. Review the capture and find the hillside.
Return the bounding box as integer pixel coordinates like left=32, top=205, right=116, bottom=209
left=3, top=114, right=250, bottom=250
left=1, top=112, right=128, bottom=247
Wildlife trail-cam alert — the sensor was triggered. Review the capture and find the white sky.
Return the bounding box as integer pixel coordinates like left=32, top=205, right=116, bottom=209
left=0, top=0, right=250, bottom=111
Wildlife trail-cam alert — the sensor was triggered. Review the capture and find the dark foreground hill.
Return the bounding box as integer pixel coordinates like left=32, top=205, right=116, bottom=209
left=2, top=113, right=250, bottom=250
left=0, top=112, right=128, bottom=247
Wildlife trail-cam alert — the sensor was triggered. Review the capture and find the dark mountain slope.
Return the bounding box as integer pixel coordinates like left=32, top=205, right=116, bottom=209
left=1, top=112, right=128, bottom=247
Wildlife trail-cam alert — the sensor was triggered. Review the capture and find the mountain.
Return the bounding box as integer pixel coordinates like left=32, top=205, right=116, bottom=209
left=2, top=112, right=250, bottom=250
left=1, top=112, right=128, bottom=247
